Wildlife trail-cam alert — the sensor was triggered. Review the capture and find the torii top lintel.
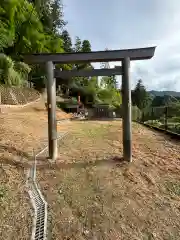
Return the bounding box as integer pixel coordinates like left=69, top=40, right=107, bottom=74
left=23, top=46, right=156, bottom=64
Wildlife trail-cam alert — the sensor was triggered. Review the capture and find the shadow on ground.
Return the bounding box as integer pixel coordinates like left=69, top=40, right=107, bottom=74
left=45, top=156, right=126, bottom=170
left=0, top=144, right=31, bottom=158
left=32, top=107, right=46, bottom=112
left=71, top=117, right=121, bottom=122
left=0, top=154, right=127, bottom=171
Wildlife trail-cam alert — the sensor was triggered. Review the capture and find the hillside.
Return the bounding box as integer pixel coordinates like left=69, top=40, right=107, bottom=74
left=149, top=90, right=180, bottom=98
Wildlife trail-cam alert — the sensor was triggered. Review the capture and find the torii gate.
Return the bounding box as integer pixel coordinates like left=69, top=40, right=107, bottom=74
left=24, top=46, right=156, bottom=162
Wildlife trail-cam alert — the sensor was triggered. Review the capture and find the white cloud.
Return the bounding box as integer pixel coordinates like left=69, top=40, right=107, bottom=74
left=65, top=0, right=180, bottom=91
left=129, top=1, right=180, bottom=91
left=131, top=30, right=180, bottom=91
left=104, top=0, right=180, bottom=91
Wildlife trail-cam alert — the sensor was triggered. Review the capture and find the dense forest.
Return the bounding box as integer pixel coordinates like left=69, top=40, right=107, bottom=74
left=0, top=0, right=121, bottom=108
left=149, top=90, right=180, bottom=98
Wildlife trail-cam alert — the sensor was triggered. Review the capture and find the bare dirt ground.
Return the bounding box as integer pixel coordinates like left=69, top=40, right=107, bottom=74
left=0, top=98, right=72, bottom=240
left=37, top=120, right=180, bottom=240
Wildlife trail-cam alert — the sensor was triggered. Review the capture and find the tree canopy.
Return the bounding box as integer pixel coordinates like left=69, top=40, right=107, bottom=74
left=132, top=79, right=152, bottom=109
left=0, top=0, right=122, bottom=108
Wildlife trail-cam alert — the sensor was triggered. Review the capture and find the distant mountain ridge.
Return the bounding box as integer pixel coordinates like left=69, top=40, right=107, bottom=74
left=148, top=90, right=180, bottom=97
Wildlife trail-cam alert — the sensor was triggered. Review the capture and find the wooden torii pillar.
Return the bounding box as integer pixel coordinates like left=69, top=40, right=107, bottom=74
left=24, top=46, right=156, bottom=162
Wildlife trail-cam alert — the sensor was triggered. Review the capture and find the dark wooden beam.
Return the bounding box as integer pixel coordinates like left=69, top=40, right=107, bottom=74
left=54, top=67, right=122, bottom=78
left=23, top=47, right=156, bottom=64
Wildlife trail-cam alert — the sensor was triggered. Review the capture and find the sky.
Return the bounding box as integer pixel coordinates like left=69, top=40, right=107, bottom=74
left=63, top=0, right=180, bottom=91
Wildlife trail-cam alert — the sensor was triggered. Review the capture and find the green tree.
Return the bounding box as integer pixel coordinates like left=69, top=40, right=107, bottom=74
left=81, top=40, right=91, bottom=52
left=73, top=36, right=82, bottom=73
left=0, top=3, right=15, bottom=51
left=97, top=88, right=121, bottom=107
left=80, top=40, right=92, bottom=70
left=132, top=79, right=151, bottom=109
left=28, top=0, right=66, bottom=33
left=0, top=0, right=65, bottom=90
left=100, top=76, right=117, bottom=89
left=51, top=0, right=67, bottom=32
left=74, top=36, right=81, bottom=52
left=2, top=0, right=48, bottom=58
left=0, top=54, right=30, bottom=86
left=72, top=37, right=92, bottom=88
left=61, top=30, right=72, bottom=53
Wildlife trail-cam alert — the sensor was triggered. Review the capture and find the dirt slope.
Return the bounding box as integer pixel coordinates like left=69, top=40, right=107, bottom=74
left=37, top=121, right=180, bottom=240
left=1, top=100, right=180, bottom=240
left=0, top=97, right=72, bottom=240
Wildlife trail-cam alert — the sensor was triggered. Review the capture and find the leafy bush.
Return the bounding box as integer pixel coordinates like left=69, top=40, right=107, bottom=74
left=0, top=54, right=30, bottom=86
left=145, top=120, right=162, bottom=127
left=170, top=116, right=180, bottom=123
left=167, top=123, right=180, bottom=133
left=71, top=97, right=78, bottom=104
left=168, top=103, right=180, bottom=117
left=97, top=88, right=121, bottom=107
left=132, top=106, right=142, bottom=121
left=14, top=62, right=31, bottom=81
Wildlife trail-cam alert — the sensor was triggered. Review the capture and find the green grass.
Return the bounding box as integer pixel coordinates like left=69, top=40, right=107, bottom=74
left=165, top=180, right=180, bottom=196
left=144, top=117, right=180, bottom=133
left=78, top=122, right=112, bottom=138
left=0, top=185, right=7, bottom=202
left=168, top=116, right=180, bottom=123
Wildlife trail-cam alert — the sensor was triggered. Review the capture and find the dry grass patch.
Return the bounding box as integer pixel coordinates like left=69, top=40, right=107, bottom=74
left=0, top=98, right=72, bottom=239
left=37, top=120, right=180, bottom=240
left=0, top=167, right=31, bottom=240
